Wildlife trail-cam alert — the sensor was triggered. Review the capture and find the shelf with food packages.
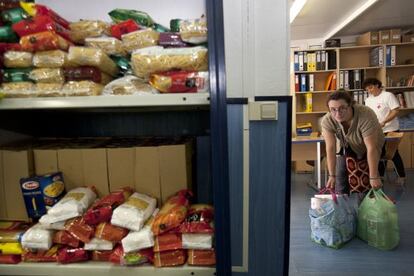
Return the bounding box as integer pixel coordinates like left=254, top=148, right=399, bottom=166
left=0, top=2, right=210, bottom=108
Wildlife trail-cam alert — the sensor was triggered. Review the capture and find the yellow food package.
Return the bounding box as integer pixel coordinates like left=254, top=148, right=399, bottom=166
left=0, top=243, right=23, bottom=255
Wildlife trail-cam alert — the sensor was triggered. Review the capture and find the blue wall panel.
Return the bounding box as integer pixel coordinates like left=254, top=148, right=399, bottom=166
left=227, top=104, right=244, bottom=266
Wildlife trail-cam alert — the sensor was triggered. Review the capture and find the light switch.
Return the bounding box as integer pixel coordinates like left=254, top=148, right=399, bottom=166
left=248, top=101, right=278, bottom=121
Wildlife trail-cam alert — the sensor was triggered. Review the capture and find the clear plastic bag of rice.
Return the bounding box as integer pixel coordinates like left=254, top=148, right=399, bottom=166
left=68, top=46, right=119, bottom=77
left=29, top=68, right=65, bottom=83
left=69, top=20, right=110, bottom=44
left=121, top=28, right=159, bottom=53
left=4, top=51, right=33, bottom=68
left=102, top=75, right=156, bottom=95
left=131, top=46, right=208, bottom=79
left=33, top=50, right=74, bottom=68
left=85, top=37, right=127, bottom=56
left=62, top=81, right=104, bottom=96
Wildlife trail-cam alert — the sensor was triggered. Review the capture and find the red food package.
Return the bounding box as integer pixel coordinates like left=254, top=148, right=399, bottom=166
left=110, top=19, right=140, bottom=40
left=53, top=230, right=80, bottom=248
left=152, top=190, right=192, bottom=236
left=187, top=249, right=216, bottom=266
left=0, top=254, right=21, bottom=264
left=22, top=245, right=60, bottom=262
left=138, top=248, right=154, bottom=264
left=0, top=220, right=30, bottom=231
left=91, top=249, right=114, bottom=262
left=20, top=31, right=72, bottom=52
left=153, top=232, right=182, bottom=252
left=57, top=247, right=89, bottom=264
left=0, top=1, right=21, bottom=12
left=83, top=206, right=113, bottom=226
left=95, top=222, right=128, bottom=243
left=109, top=244, right=123, bottom=264
left=65, top=217, right=95, bottom=243
left=12, top=15, right=72, bottom=42
left=149, top=71, right=209, bottom=93
left=153, top=250, right=186, bottom=267
left=63, top=66, right=102, bottom=83
left=0, top=43, right=21, bottom=54
left=33, top=4, right=70, bottom=29
left=179, top=204, right=214, bottom=233
left=84, top=187, right=133, bottom=225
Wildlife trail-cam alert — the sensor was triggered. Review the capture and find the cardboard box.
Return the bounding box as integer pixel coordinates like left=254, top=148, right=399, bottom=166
left=57, top=148, right=109, bottom=197
left=379, top=30, right=391, bottom=44
left=0, top=149, right=33, bottom=221
left=402, top=34, right=414, bottom=43
left=390, top=29, right=401, bottom=43
left=356, top=31, right=379, bottom=45
left=107, top=146, right=162, bottom=205
left=34, top=149, right=58, bottom=175
left=159, top=143, right=192, bottom=203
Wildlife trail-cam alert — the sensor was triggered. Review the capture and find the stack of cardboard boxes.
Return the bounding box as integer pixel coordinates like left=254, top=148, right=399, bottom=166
left=357, top=29, right=402, bottom=45
left=0, top=138, right=193, bottom=221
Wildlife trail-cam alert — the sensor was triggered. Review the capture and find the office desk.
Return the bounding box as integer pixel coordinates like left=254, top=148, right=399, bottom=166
left=291, top=133, right=404, bottom=190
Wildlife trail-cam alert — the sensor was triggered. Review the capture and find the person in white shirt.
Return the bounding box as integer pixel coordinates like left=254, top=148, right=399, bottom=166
left=363, top=78, right=405, bottom=185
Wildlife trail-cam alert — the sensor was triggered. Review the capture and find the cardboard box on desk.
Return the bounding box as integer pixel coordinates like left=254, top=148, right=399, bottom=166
left=0, top=149, right=33, bottom=221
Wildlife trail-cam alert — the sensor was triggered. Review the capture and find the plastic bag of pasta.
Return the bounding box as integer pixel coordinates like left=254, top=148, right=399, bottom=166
left=3, top=51, right=33, bottom=68
left=22, top=244, right=60, bottom=262
left=69, top=20, right=109, bottom=44
left=57, top=247, right=89, bottom=264
left=102, top=75, right=156, bottom=95
left=1, top=68, right=32, bottom=82
left=108, top=9, right=154, bottom=27
left=121, top=29, right=159, bottom=53
left=131, top=46, right=208, bottom=79
left=62, top=81, right=104, bottom=96
left=20, top=31, right=72, bottom=52
left=154, top=250, right=186, bottom=267
left=36, top=83, right=64, bottom=97
left=53, top=230, right=80, bottom=248
left=67, top=47, right=119, bottom=77
left=29, top=68, right=64, bottom=83
left=21, top=224, right=54, bottom=250
left=187, top=249, right=216, bottom=266
left=0, top=26, right=19, bottom=43
left=1, top=82, right=36, bottom=98
left=152, top=190, right=192, bottom=236
left=85, top=37, right=126, bottom=56
left=63, top=66, right=113, bottom=85
left=149, top=71, right=209, bottom=93
left=65, top=217, right=95, bottom=243
left=170, top=18, right=207, bottom=44
left=110, top=19, right=140, bottom=39
left=1, top=7, right=29, bottom=25
left=12, top=15, right=71, bottom=42
left=84, top=238, right=114, bottom=251
left=20, top=2, right=70, bottom=29
left=33, top=50, right=74, bottom=68
left=0, top=242, right=23, bottom=255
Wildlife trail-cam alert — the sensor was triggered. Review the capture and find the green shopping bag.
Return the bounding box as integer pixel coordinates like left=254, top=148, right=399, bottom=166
left=357, top=189, right=399, bottom=250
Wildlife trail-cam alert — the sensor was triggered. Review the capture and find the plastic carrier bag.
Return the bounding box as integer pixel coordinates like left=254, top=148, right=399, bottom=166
left=357, top=189, right=399, bottom=250
left=309, top=188, right=358, bottom=249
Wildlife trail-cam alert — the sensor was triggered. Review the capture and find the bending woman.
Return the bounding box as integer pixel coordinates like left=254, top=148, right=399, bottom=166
left=321, top=90, right=385, bottom=194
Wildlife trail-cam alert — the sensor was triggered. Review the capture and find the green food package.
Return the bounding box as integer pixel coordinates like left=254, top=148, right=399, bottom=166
left=357, top=189, right=399, bottom=250
left=153, top=23, right=170, bottom=33
left=108, top=9, right=154, bottom=27
left=170, top=19, right=181, bottom=32
left=1, top=68, right=32, bottom=82
left=0, top=26, right=19, bottom=42
left=122, top=252, right=147, bottom=266
left=110, top=55, right=132, bottom=75
left=1, top=7, right=30, bottom=25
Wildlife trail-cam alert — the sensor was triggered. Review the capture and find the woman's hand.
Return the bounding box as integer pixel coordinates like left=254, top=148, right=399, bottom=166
left=370, top=178, right=382, bottom=190
left=326, top=175, right=336, bottom=190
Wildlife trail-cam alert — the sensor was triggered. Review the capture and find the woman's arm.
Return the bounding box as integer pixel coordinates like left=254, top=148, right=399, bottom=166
left=380, top=108, right=399, bottom=128
left=363, top=133, right=382, bottom=189
left=322, top=128, right=337, bottom=189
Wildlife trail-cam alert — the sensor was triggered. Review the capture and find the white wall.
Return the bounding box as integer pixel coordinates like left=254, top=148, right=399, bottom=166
left=224, top=0, right=290, bottom=97
left=290, top=35, right=359, bottom=50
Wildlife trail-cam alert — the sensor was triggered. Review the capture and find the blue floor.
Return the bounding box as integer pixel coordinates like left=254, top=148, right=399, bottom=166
left=289, top=171, right=414, bottom=276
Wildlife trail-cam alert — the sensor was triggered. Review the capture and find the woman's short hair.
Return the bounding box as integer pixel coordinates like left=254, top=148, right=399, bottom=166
left=326, top=90, right=353, bottom=107
left=362, top=78, right=382, bottom=89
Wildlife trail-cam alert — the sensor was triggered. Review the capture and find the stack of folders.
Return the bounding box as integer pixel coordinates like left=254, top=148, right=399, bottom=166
left=296, top=122, right=313, bottom=136
left=386, top=46, right=396, bottom=66
left=403, top=92, right=414, bottom=108
left=294, top=50, right=337, bottom=72
left=339, top=70, right=364, bottom=90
